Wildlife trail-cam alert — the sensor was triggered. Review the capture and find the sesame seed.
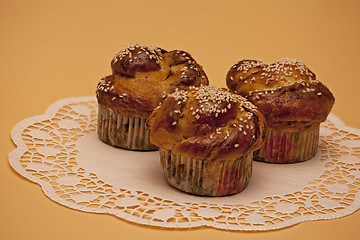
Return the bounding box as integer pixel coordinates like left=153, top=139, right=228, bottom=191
left=166, top=86, right=258, bottom=135
left=234, top=144, right=239, bottom=148
left=113, top=43, right=162, bottom=66
left=317, top=92, right=322, bottom=95
left=172, top=122, right=177, bottom=125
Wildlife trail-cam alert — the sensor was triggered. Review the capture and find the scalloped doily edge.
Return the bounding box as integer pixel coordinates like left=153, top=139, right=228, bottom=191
left=7, top=96, right=360, bottom=231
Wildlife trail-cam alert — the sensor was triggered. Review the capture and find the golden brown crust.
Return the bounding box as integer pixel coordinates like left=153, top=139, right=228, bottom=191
left=146, top=86, right=267, bottom=161
left=96, top=43, right=209, bottom=118
left=111, top=45, right=166, bottom=77
left=96, top=75, right=164, bottom=118
left=226, top=58, right=335, bottom=131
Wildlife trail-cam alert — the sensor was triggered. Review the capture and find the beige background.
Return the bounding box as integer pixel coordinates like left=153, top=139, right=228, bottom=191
left=1, top=0, right=360, bottom=239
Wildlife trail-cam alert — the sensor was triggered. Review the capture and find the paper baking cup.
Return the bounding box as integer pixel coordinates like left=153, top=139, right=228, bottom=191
left=159, top=148, right=252, bottom=196
left=97, top=105, right=157, bottom=151
left=254, top=126, right=319, bottom=164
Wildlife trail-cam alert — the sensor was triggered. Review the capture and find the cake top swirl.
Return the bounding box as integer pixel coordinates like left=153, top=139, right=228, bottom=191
left=96, top=43, right=209, bottom=118
left=146, top=85, right=267, bottom=161
left=226, top=58, right=335, bottom=131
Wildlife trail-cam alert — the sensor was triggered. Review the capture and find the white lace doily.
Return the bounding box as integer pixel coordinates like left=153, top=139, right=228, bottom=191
left=8, top=96, right=360, bottom=231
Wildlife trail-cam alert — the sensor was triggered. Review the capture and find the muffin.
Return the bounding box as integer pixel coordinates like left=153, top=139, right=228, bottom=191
left=226, top=58, right=335, bottom=163
left=146, top=85, right=266, bottom=196
left=96, top=43, right=209, bottom=150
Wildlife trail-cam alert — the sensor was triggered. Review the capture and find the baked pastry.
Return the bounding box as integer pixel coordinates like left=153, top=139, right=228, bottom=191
left=146, top=85, right=266, bottom=196
left=96, top=43, right=209, bottom=150
left=226, top=58, right=335, bottom=163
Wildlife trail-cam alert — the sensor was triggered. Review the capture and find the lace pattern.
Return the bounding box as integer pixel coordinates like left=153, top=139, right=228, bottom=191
left=8, top=96, right=360, bottom=231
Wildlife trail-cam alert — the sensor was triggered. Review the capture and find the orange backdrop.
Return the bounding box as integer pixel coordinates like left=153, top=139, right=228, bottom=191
left=1, top=0, right=360, bottom=239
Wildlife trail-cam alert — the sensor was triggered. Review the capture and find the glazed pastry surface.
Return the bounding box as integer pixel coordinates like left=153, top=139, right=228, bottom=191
left=226, top=58, right=335, bottom=131
left=146, top=85, right=267, bottom=161
left=96, top=43, right=209, bottom=118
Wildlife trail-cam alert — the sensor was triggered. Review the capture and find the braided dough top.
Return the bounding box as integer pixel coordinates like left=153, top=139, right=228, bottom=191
left=96, top=43, right=209, bottom=118
left=226, top=58, right=335, bottom=131
left=146, top=85, right=267, bottom=161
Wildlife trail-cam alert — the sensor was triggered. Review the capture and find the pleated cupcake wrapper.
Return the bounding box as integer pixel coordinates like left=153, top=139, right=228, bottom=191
left=254, top=126, right=319, bottom=164
left=97, top=105, right=158, bottom=151
left=159, top=148, right=252, bottom=197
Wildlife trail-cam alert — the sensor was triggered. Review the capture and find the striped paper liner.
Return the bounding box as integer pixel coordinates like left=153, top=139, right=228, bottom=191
left=159, top=148, right=252, bottom=196
left=97, top=105, right=157, bottom=151
left=254, top=126, right=319, bottom=164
